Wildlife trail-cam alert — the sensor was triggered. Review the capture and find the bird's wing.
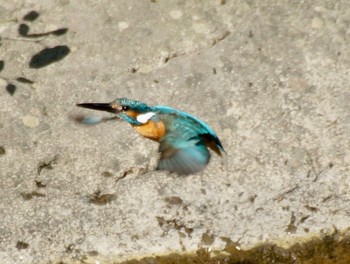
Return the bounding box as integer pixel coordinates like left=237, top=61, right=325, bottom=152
left=157, top=133, right=210, bottom=176
left=155, top=114, right=211, bottom=175
left=154, top=106, right=225, bottom=154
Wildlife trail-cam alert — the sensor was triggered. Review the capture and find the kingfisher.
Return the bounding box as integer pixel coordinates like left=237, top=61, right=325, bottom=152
left=77, top=98, right=225, bottom=175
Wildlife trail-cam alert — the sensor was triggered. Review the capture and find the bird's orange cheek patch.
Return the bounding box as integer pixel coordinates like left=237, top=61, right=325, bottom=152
left=126, top=110, right=139, bottom=118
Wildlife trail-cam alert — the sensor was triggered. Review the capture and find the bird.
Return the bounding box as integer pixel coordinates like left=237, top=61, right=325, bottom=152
left=77, top=98, right=225, bottom=175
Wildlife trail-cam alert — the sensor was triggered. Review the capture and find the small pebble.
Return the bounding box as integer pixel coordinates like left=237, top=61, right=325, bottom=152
left=311, top=17, right=324, bottom=29
left=22, top=115, right=39, bottom=128
left=169, top=10, right=182, bottom=19
left=118, top=21, right=129, bottom=32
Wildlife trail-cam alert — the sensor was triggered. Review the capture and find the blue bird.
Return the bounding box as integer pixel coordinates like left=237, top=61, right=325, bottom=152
left=77, top=98, right=225, bottom=175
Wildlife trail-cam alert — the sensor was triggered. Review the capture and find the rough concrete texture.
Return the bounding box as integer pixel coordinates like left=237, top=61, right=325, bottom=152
left=0, top=0, right=350, bottom=263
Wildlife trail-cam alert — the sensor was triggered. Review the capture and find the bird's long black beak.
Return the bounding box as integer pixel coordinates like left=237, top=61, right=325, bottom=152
left=76, top=103, right=117, bottom=113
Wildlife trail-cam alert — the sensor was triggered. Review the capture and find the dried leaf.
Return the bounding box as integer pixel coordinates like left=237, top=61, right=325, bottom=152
left=23, top=11, right=39, bottom=21
left=18, top=24, right=29, bottom=36
left=51, top=28, right=68, bottom=36
left=6, top=83, right=16, bottom=95
left=16, top=77, right=34, bottom=84
left=29, top=45, right=70, bottom=68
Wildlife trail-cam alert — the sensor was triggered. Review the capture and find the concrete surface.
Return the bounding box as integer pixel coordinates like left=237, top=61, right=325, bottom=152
left=1, top=0, right=350, bottom=263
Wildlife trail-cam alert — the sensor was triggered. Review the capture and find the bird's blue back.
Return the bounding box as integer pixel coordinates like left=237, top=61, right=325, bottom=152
left=150, top=105, right=224, bottom=175
left=152, top=105, right=225, bottom=152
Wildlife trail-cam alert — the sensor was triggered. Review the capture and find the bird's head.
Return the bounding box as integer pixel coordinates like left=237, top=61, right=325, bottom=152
left=77, top=98, right=153, bottom=125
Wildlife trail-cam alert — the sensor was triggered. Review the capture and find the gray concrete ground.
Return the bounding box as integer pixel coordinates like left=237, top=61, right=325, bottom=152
left=0, top=0, right=350, bottom=263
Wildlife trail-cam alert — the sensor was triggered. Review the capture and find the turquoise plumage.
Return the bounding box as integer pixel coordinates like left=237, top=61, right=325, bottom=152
left=77, top=98, right=225, bottom=175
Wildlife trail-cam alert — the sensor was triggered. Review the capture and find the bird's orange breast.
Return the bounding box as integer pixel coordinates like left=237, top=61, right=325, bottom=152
left=132, top=120, right=166, bottom=142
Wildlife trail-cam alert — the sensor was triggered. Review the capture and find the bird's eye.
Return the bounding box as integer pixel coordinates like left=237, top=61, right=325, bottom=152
left=122, top=106, right=129, bottom=111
